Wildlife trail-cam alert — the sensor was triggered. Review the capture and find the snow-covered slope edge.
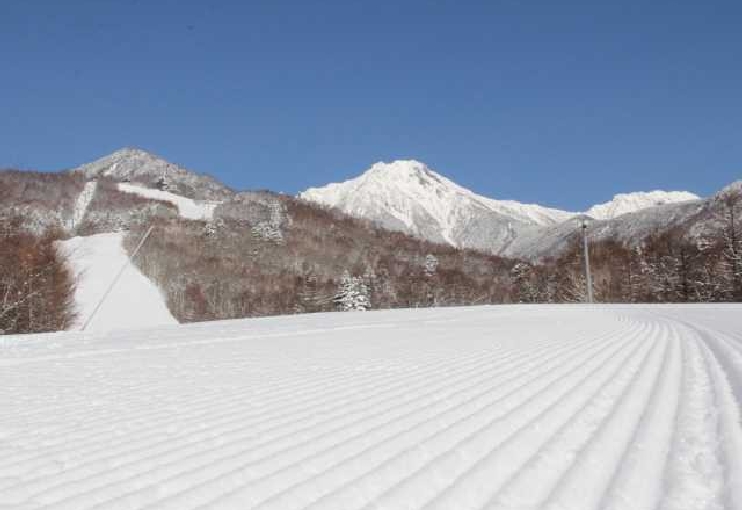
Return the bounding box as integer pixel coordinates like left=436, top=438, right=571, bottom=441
left=58, top=233, right=177, bottom=331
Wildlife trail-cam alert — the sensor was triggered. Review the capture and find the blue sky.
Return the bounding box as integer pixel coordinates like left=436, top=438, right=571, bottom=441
left=1, top=1, right=740, bottom=210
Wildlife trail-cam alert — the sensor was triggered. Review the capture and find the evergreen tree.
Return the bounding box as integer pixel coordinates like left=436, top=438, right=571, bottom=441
left=333, top=270, right=370, bottom=311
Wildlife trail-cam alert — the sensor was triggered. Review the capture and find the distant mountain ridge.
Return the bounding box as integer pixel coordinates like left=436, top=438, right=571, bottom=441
left=585, top=190, right=700, bottom=220
left=0, top=148, right=713, bottom=261
left=300, top=160, right=701, bottom=258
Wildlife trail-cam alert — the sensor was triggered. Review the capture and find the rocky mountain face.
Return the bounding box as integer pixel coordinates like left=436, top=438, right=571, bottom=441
left=300, top=160, right=703, bottom=259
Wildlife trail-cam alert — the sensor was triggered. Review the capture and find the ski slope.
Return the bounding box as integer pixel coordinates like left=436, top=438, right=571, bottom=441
left=1, top=305, right=741, bottom=509
left=72, top=181, right=97, bottom=230
left=117, top=183, right=220, bottom=221
left=57, top=233, right=177, bottom=331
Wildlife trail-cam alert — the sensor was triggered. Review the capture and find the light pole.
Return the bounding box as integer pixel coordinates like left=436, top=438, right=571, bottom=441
left=581, top=219, right=594, bottom=303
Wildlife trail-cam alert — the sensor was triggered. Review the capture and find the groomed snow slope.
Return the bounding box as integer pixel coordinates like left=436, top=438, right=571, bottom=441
left=1, top=305, right=741, bottom=509
left=57, top=233, right=177, bottom=331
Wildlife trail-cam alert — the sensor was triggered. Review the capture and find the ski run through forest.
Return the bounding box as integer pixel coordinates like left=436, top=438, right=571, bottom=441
left=1, top=305, right=741, bottom=510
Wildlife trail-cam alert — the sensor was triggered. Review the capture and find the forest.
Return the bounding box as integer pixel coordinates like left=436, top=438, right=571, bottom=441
left=0, top=220, right=76, bottom=334
left=123, top=193, right=515, bottom=322
left=124, top=187, right=742, bottom=323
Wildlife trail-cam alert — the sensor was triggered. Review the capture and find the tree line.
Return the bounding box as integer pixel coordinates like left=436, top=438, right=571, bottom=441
left=0, top=220, right=76, bottom=334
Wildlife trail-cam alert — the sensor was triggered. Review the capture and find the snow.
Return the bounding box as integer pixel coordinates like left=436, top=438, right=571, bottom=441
left=301, top=161, right=575, bottom=237
left=585, top=190, right=701, bottom=220
left=1, top=304, right=740, bottom=510
left=299, top=160, right=702, bottom=256
left=300, top=160, right=575, bottom=248
left=72, top=180, right=97, bottom=230
left=57, top=233, right=177, bottom=331
left=117, top=183, right=220, bottom=221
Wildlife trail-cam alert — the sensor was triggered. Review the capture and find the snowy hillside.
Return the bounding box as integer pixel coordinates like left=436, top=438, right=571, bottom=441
left=585, top=190, right=700, bottom=220
left=504, top=199, right=708, bottom=261
left=2, top=305, right=741, bottom=509
left=300, top=160, right=575, bottom=250
left=57, top=233, right=177, bottom=331
left=118, top=183, right=220, bottom=221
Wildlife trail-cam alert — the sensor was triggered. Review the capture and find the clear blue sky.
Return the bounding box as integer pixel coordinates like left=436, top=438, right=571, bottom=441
left=2, top=1, right=740, bottom=210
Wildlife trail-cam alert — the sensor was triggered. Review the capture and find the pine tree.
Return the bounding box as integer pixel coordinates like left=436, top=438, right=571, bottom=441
left=423, top=254, right=439, bottom=306
left=333, top=270, right=370, bottom=311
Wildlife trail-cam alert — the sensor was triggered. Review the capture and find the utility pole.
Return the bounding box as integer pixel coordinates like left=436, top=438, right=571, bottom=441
left=581, top=219, right=594, bottom=303
left=82, top=225, right=155, bottom=330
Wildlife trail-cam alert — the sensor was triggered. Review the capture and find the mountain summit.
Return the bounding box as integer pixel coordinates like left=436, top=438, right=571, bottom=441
left=74, top=148, right=231, bottom=200
left=300, top=160, right=701, bottom=256
left=300, top=160, right=574, bottom=250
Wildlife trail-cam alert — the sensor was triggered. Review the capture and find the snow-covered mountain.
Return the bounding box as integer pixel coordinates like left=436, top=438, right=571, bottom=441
left=74, top=147, right=232, bottom=200
left=300, top=160, right=575, bottom=253
left=505, top=199, right=707, bottom=261
left=585, top=190, right=700, bottom=220
left=300, top=160, right=702, bottom=257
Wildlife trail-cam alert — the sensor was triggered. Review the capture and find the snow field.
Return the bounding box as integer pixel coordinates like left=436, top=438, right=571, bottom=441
left=0, top=305, right=740, bottom=509
left=57, top=233, right=177, bottom=331
left=117, top=183, right=219, bottom=220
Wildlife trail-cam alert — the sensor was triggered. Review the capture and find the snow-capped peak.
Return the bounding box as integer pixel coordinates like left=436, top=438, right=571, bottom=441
left=366, top=159, right=441, bottom=182
left=300, top=160, right=707, bottom=256
left=585, top=190, right=701, bottom=220
left=300, top=160, right=575, bottom=249
left=76, top=147, right=167, bottom=178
